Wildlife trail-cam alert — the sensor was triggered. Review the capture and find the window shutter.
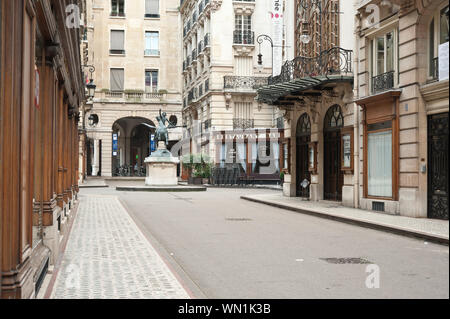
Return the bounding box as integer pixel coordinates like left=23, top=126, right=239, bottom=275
left=111, top=30, right=124, bottom=50
left=146, top=0, right=159, bottom=15
left=110, top=69, right=124, bottom=91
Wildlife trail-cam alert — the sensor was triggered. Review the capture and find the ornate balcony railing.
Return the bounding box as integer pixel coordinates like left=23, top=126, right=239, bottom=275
left=268, top=47, right=353, bottom=86
left=371, top=70, right=395, bottom=94
left=102, top=91, right=165, bottom=101
left=224, top=76, right=268, bottom=90
left=233, top=30, right=254, bottom=45
left=233, top=119, right=254, bottom=130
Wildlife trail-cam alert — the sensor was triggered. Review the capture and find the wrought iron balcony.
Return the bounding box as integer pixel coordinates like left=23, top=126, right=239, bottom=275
left=224, top=76, right=268, bottom=90
left=233, top=119, right=254, bottom=130
left=233, top=30, right=254, bottom=45
left=372, top=71, right=395, bottom=94
left=268, top=47, right=353, bottom=86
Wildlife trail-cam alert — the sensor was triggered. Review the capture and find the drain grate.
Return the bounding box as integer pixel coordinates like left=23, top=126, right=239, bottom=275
left=225, top=218, right=252, bottom=221
left=320, top=257, right=372, bottom=264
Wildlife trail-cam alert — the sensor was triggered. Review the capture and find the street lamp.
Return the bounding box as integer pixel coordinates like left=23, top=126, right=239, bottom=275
left=88, top=114, right=99, bottom=127
left=82, top=65, right=96, bottom=100
left=257, top=34, right=274, bottom=75
left=300, top=21, right=311, bottom=44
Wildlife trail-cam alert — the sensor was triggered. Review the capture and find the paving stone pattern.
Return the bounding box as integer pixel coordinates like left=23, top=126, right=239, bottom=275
left=51, top=195, right=190, bottom=299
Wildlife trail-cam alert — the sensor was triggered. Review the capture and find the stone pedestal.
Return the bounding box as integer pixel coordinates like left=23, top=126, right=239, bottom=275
left=145, top=142, right=180, bottom=186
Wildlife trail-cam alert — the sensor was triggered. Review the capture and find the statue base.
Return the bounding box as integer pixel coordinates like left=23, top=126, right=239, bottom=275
left=144, top=142, right=180, bottom=186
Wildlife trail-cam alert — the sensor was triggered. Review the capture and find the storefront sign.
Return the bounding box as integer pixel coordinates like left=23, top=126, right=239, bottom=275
left=272, top=0, right=284, bottom=76
left=212, top=131, right=281, bottom=142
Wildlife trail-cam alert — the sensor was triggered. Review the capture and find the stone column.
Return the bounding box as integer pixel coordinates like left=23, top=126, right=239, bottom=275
left=92, top=139, right=100, bottom=176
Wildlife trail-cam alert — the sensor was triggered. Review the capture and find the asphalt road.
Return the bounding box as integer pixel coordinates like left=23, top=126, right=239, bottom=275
left=81, top=185, right=449, bottom=299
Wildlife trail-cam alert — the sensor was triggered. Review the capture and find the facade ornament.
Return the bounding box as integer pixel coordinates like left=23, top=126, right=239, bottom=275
left=210, top=0, right=223, bottom=12
left=224, top=93, right=232, bottom=110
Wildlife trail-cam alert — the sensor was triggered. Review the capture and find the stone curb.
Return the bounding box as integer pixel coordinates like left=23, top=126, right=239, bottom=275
left=116, top=186, right=207, bottom=192
left=241, top=195, right=449, bottom=245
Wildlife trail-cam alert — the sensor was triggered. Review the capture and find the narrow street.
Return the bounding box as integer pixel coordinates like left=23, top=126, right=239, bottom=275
left=48, top=184, right=449, bottom=299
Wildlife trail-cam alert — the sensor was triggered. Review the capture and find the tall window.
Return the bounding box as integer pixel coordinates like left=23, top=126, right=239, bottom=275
left=371, top=29, right=397, bottom=93
left=111, top=0, right=125, bottom=17
left=367, top=121, right=392, bottom=198
left=110, top=68, right=124, bottom=91
left=110, top=30, right=125, bottom=54
left=234, top=15, right=253, bottom=44
left=145, top=31, right=159, bottom=56
left=145, top=0, right=160, bottom=18
left=429, top=5, right=449, bottom=80
left=145, top=70, right=158, bottom=92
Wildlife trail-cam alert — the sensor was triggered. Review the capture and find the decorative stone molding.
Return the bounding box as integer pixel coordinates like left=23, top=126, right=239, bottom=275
left=224, top=93, right=232, bottom=110
left=233, top=1, right=255, bottom=15
left=210, top=0, right=223, bottom=12
left=232, top=44, right=255, bottom=56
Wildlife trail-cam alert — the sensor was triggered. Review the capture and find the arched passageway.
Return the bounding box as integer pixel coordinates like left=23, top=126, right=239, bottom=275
left=112, top=117, right=155, bottom=176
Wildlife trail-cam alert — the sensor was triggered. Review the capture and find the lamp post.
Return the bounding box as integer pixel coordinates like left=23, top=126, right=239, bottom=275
left=82, top=65, right=96, bottom=100
left=257, top=34, right=274, bottom=75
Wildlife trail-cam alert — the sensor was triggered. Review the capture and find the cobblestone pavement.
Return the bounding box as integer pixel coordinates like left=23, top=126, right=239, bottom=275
left=50, top=194, right=190, bottom=299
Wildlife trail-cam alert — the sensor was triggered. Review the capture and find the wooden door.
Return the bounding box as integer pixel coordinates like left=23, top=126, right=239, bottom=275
left=324, top=131, right=343, bottom=201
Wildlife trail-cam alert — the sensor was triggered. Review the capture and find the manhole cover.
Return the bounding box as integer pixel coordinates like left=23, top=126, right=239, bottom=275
left=320, top=257, right=372, bottom=264
left=225, top=218, right=252, bottom=221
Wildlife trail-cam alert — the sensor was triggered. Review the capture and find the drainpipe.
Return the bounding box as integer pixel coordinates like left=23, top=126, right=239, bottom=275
left=353, top=8, right=360, bottom=209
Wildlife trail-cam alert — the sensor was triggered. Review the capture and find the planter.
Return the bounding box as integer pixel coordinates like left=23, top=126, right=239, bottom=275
left=188, top=177, right=203, bottom=185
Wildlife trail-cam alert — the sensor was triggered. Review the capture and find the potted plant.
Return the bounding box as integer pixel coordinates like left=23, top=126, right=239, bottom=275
left=183, top=154, right=212, bottom=185
left=280, top=171, right=285, bottom=185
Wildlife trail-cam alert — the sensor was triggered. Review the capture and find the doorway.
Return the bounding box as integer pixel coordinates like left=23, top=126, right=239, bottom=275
left=428, top=112, right=448, bottom=220
left=296, top=113, right=311, bottom=197
left=323, top=105, right=344, bottom=201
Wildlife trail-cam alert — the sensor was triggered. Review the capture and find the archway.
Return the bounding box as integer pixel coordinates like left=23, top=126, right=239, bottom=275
left=323, top=105, right=344, bottom=201
left=112, top=117, right=155, bottom=176
left=296, top=113, right=311, bottom=197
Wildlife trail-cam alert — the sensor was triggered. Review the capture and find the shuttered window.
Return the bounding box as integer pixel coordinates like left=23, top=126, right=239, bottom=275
left=145, top=0, right=160, bottom=18
left=110, top=30, right=125, bottom=54
left=110, top=68, right=124, bottom=91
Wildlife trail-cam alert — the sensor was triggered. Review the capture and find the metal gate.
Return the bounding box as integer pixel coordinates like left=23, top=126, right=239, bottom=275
left=428, top=113, right=448, bottom=220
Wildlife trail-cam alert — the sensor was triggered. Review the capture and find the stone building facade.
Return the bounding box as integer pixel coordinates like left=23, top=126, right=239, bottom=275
left=355, top=0, right=448, bottom=219
left=82, top=0, right=183, bottom=178
left=257, top=0, right=448, bottom=220
left=1, top=0, right=85, bottom=298
left=180, top=0, right=295, bottom=181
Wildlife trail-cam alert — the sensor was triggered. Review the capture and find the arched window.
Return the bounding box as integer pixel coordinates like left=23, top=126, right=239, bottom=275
left=429, top=5, right=449, bottom=80
left=296, top=113, right=311, bottom=137
left=324, top=105, right=343, bottom=131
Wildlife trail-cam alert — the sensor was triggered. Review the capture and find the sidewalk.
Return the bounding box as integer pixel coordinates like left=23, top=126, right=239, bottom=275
left=78, top=178, right=108, bottom=188
left=241, top=193, right=449, bottom=244
left=47, top=194, right=191, bottom=299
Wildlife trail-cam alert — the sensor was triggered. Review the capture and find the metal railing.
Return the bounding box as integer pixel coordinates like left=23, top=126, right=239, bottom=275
left=102, top=91, right=165, bottom=100
left=144, top=49, right=159, bottom=56
left=233, top=118, right=254, bottom=130
left=268, top=47, right=353, bottom=86
left=233, top=30, right=255, bottom=45
left=224, top=76, right=268, bottom=90
left=371, top=70, right=395, bottom=94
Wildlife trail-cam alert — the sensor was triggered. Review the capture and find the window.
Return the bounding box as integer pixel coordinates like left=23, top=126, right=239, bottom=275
left=110, top=68, right=124, bottom=91
left=367, top=121, right=392, bottom=198
left=429, top=5, right=449, bottom=80
left=145, top=0, right=160, bottom=18
left=110, top=30, right=125, bottom=54
left=234, top=15, right=253, bottom=44
left=111, top=0, right=125, bottom=17
left=145, top=31, right=159, bottom=56
left=145, top=70, right=158, bottom=93
left=371, top=29, right=397, bottom=93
